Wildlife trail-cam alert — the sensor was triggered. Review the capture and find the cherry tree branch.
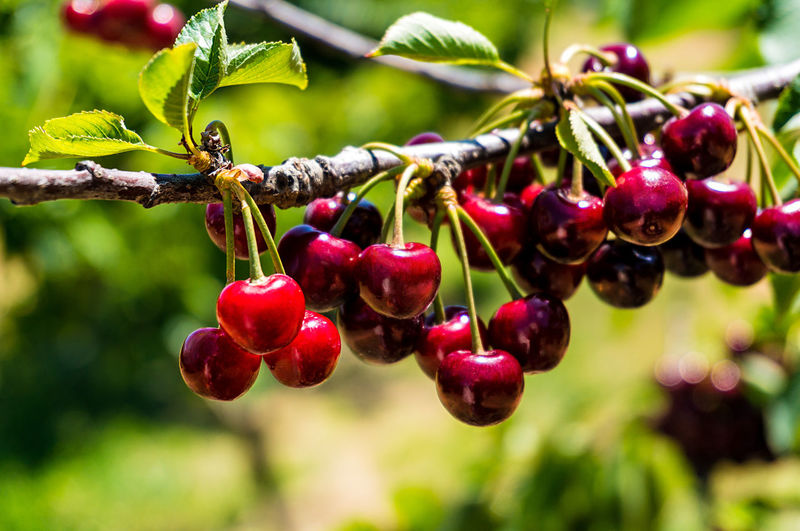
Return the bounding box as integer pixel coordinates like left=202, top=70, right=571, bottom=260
left=2, top=59, right=799, bottom=208
left=228, top=0, right=527, bottom=94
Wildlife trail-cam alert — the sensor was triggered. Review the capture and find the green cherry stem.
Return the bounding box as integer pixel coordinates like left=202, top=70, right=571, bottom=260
left=240, top=200, right=265, bottom=281
left=361, top=142, right=414, bottom=165
left=495, top=61, right=535, bottom=83
left=330, top=166, right=405, bottom=237
left=381, top=206, right=396, bottom=244
left=757, top=124, right=800, bottom=185
left=222, top=187, right=236, bottom=284
left=555, top=148, right=568, bottom=187
left=745, top=142, right=754, bottom=186
left=234, top=182, right=286, bottom=274
left=739, top=108, right=781, bottom=206
left=153, top=147, right=191, bottom=160
left=446, top=203, right=484, bottom=355
left=575, top=107, right=631, bottom=174
left=456, top=205, right=524, bottom=300
left=393, top=164, right=418, bottom=246
left=470, top=88, right=543, bottom=137
left=206, top=120, right=234, bottom=164
left=583, top=72, right=686, bottom=116
left=531, top=153, right=546, bottom=184
left=559, top=44, right=616, bottom=65
left=570, top=159, right=584, bottom=198
left=494, top=117, right=532, bottom=201
left=587, top=80, right=641, bottom=155
left=429, top=208, right=447, bottom=324
left=471, top=109, right=528, bottom=138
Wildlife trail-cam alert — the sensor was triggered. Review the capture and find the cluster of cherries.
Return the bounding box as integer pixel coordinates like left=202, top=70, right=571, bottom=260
left=61, top=0, right=184, bottom=50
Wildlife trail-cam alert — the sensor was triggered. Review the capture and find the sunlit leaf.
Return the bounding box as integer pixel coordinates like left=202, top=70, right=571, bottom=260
left=221, top=40, right=307, bottom=89
left=138, top=43, right=197, bottom=132
left=555, top=106, right=615, bottom=188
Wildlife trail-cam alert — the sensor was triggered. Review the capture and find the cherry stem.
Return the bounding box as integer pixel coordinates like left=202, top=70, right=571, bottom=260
left=531, top=154, right=546, bottom=184
left=555, top=148, right=568, bottom=187
left=470, top=89, right=542, bottom=136
left=559, top=44, right=616, bottom=65
left=153, top=147, right=191, bottom=160
left=494, top=117, right=532, bottom=201
left=222, top=187, right=236, bottom=284
left=586, top=81, right=640, bottom=156
left=234, top=182, right=286, bottom=274
left=471, top=109, right=528, bottom=137
left=757, top=124, right=800, bottom=185
left=392, top=164, right=418, bottom=247
left=240, top=200, right=265, bottom=281
left=740, top=107, right=782, bottom=206
left=576, top=107, right=631, bottom=174
left=429, top=208, right=447, bottom=324
left=446, top=204, right=484, bottom=355
left=483, top=164, right=496, bottom=197
left=542, top=5, right=554, bottom=87
left=361, top=142, right=414, bottom=165
left=206, top=120, right=234, bottom=164
left=570, top=159, right=584, bottom=198
left=381, top=204, right=396, bottom=243
left=495, top=61, right=534, bottom=83
left=330, top=166, right=404, bottom=237
left=584, top=72, right=686, bottom=116
left=746, top=142, right=754, bottom=186
left=456, top=205, right=524, bottom=300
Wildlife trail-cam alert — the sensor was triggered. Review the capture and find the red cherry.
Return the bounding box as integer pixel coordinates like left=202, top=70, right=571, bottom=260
left=512, top=247, right=586, bottom=300
left=518, top=182, right=545, bottom=211
left=62, top=0, right=100, bottom=33
left=452, top=166, right=488, bottom=193
left=93, top=0, right=153, bottom=47
left=488, top=294, right=571, bottom=373
left=587, top=240, right=664, bottom=308
left=303, top=192, right=382, bottom=250
left=146, top=3, right=184, bottom=50
left=405, top=132, right=444, bottom=145
left=751, top=200, right=800, bottom=273
left=205, top=203, right=276, bottom=261
left=495, top=156, right=537, bottom=192
left=263, top=311, right=340, bottom=388
left=661, top=103, right=738, bottom=178
left=705, top=230, right=768, bottom=286
left=531, top=187, right=607, bottom=264
left=216, top=275, right=305, bottom=354
left=684, top=179, right=757, bottom=248
left=179, top=328, right=261, bottom=401
left=456, top=192, right=527, bottom=270
left=582, top=43, right=651, bottom=101
left=338, top=296, right=423, bottom=365
left=603, top=166, right=687, bottom=246
left=278, top=225, right=360, bottom=312
left=659, top=229, right=709, bottom=278
left=607, top=142, right=674, bottom=177
left=436, top=350, right=524, bottom=426
left=415, top=306, right=488, bottom=380
left=356, top=242, right=441, bottom=319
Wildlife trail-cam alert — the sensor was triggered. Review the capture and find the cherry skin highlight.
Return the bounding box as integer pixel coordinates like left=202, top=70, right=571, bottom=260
left=415, top=306, right=488, bottom=380
left=581, top=43, right=651, bottom=101
left=303, top=192, right=383, bottom=250
left=146, top=3, right=184, bottom=50
left=338, top=296, right=423, bottom=364
left=216, top=275, right=305, bottom=354
left=684, top=179, right=756, bottom=248
left=603, top=166, right=687, bottom=246
left=263, top=311, right=341, bottom=388
left=512, top=247, right=586, bottom=300
left=751, top=199, right=800, bottom=273
left=705, top=230, right=768, bottom=286
left=436, top=350, right=524, bottom=426
left=661, top=102, right=738, bottom=178
left=62, top=0, right=100, bottom=33
left=587, top=240, right=664, bottom=308
left=607, top=141, right=674, bottom=177
left=179, top=328, right=261, bottom=401
left=205, top=202, right=276, bottom=260
left=456, top=192, right=527, bottom=270
left=531, top=187, right=607, bottom=264
left=278, top=224, right=360, bottom=312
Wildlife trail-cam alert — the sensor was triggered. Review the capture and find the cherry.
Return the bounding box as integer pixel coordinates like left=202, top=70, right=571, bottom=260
left=607, top=141, right=674, bottom=177
left=356, top=242, right=441, bottom=319
left=452, top=166, right=489, bottom=193
left=603, top=166, right=687, bottom=246
left=62, top=0, right=100, bottom=33
left=751, top=199, right=800, bottom=273
left=512, top=247, right=585, bottom=300
left=205, top=202, right=276, bottom=260
left=179, top=327, right=261, bottom=401
left=456, top=192, right=527, bottom=270
left=587, top=240, right=664, bottom=308
left=582, top=43, right=651, bottom=101
left=94, top=0, right=152, bottom=47
left=518, top=182, right=545, bottom=211
left=705, top=229, right=767, bottom=286
left=405, top=132, right=444, bottom=145
left=338, top=297, right=423, bottom=364
left=263, top=311, right=340, bottom=388
left=216, top=275, right=305, bottom=354
left=404, top=132, right=445, bottom=226
left=277, top=225, right=361, bottom=312
left=303, top=192, right=382, bottom=250
left=415, top=306, right=488, bottom=380
left=495, top=156, right=537, bottom=192
left=661, top=103, right=738, bottom=178
left=146, top=3, right=184, bottom=50
left=488, top=294, right=571, bottom=373
left=684, top=179, right=756, bottom=248
left=530, top=187, right=607, bottom=264
left=659, top=229, right=709, bottom=278
left=436, top=350, right=524, bottom=426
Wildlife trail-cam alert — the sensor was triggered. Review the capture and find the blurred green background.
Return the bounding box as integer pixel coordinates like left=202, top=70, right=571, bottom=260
left=2, top=0, right=800, bottom=529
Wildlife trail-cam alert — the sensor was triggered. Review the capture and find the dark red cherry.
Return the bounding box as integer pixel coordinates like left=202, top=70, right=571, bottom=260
left=607, top=142, right=674, bottom=177
left=587, top=240, right=664, bottom=308
left=661, top=103, right=738, bottom=178
left=512, top=247, right=585, bottom=300
left=604, top=166, right=687, bottom=246
left=62, top=0, right=100, bottom=33
left=495, top=156, right=537, bottom=192
left=303, top=192, right=382, bottom=250
left=659, top=229, right=709, bottom=278
left=519, top=182, right=545, bottom=211
left=404, top=132, right=445, bottom=226
left=356, top=242, right=441, bottom=318
left=684, top=179, right=757, bottom=248
left=452, top=166, right=488, bottom=193
left=531, top=188, right=607, bottom=264
left=456, top=192, right=527, bottom=270
left=488, top=294, right=571, bottom=373
left=436, top=350, right=524, bottom=426
left=405, top=132, right=444, bottom=145
left=338, top=297, right=423, bottom=364
left=146, top=3, right=184, bottom=49
left=94, top=0, right=152, bottom=46
left=205, top=203, right=276, bottom=260
left=263, top=311, right=340, bottom=388
left=179, top=328, right=261, bottom=401
left=582, top=43, right=651, bottom=101
left=216, top=275, right=305, bottom=354
left=705, top=229, right=767, bottom=286
left=415, top=306, right=488, bottom=380
left=751, top=200, right=800, bottom=273
left=277, top=225, right=361, bottom=312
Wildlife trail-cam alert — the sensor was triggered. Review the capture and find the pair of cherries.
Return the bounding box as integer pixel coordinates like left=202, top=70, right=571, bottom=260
left=62, top=0, right=184, bottom=50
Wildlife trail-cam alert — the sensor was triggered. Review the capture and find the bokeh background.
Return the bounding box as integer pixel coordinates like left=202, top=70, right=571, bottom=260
left=2, top=0, right=800, bottom=529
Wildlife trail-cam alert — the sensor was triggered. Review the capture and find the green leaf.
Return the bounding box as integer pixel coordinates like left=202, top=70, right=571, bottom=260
left=774, top=74, right=800, bottom=131
left=138, top=43, right=197, bottom=132
left=220, top=39, right=307, bottom=90
left=22, top=111, right=157, bottom=165
left=368, top=12, right=500, bottom=66
left=174, top=0, right=228, bottom=108
left=555, top=107, right=615, bottom=188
